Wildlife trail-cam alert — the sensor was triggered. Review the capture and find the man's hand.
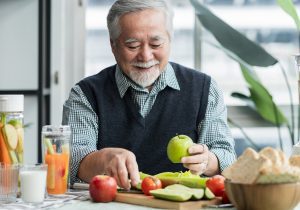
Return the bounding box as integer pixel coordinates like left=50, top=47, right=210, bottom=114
left=78, top=148, right=140, bottom=190
left=102, top=148, right=140, bottom=190
left=181, top=144, right=219, bottom=176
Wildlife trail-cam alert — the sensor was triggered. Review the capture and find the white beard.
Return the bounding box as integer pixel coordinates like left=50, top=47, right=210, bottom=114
left=129, top=60, right=161, bottom=88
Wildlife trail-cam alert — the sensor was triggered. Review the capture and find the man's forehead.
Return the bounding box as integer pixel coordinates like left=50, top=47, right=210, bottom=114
left=124, top=35, right=166, bottom=43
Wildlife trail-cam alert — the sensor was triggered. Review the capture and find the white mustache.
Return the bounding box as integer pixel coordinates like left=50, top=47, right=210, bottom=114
left=131, top=60, right=160, bottom=68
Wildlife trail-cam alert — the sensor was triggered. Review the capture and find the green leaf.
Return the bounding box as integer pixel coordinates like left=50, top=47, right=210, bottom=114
left=203, top=39, right=286, bottom=125
left=231, top=92, right=251, bottom=101
left=231, top=92, right=257, bottom=109
left=190, top=0, right=278, bottom=67
left=239, top=64, right=288, bottom=125
left=276, top=0, right=300, bottom=30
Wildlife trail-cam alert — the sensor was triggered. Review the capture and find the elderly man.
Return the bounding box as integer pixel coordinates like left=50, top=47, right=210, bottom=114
left=63, top=0, right=236, bottom=189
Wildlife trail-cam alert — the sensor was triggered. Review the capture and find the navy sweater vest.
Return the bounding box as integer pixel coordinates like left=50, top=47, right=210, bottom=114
left=78, top=62, right=211, bottom=174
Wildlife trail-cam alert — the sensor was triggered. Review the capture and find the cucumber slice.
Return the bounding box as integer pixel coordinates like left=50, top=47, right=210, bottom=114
left=139, top=171, right=152, bottom=180
left=178, top=177, right=208, bottom=188
left=204, top=187, right=215, bottom=199
left=44, top=138, right=54, bottom=154
left=150, top=188, right=193, bottom=202
left=135, top=182, right=142, bottom=190
left=154, top=171, right=208, bottom=188
left=165, top=184, right=204, bottom=200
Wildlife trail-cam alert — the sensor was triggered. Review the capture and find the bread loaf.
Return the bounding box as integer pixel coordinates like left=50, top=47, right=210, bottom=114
left=222, top=147, right=300, bottom=184
left=289, top=155, right=300, bottom=167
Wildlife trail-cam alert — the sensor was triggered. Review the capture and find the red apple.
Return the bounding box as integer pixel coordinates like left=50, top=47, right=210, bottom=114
left=89, top=175, right=117, bottom=202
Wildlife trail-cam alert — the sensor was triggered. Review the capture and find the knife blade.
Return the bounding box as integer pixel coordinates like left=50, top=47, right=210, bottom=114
left=71, top=182, right=143, bottom=193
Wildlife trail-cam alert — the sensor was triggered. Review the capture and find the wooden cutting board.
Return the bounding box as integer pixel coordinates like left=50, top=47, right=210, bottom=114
left=115, top=192, right=222, bottom=210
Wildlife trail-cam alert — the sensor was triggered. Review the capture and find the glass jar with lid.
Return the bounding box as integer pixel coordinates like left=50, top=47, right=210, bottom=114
left=0, top=95, right=24, bottom=164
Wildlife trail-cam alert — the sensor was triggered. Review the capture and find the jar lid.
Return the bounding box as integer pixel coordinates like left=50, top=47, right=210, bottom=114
left=0, top=95, right=24, bottom=112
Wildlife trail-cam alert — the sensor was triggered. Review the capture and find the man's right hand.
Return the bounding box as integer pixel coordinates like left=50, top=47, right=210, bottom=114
left=101, top=148, right=140, bottom=189
left=78, top=148, right=140, bottom=190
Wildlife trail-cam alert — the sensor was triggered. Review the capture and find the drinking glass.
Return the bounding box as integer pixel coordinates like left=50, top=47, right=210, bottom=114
left=20, top=164, right=47, bottom=204
left=292, top=55, right=300, bottom=155
left=0, top=163, right=19, bottom=203
left=41, top=125, right=71, bottom=195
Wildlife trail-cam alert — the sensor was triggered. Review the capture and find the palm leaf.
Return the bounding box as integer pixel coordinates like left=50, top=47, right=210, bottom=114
left=239, top=64, right=288, bottom=125
left=204, top=39, right=288, bottom=126
left=276, top=0, right=300, bottom=30
left=190, top=0, right=294, bottom=145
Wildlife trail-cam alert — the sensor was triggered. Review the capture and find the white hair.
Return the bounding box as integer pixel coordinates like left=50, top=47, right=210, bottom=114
left=107, top=0, right=174, bottom=41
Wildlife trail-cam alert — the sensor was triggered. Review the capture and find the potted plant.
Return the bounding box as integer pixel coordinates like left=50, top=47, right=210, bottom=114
left=190, top=0, right=300, bottom=150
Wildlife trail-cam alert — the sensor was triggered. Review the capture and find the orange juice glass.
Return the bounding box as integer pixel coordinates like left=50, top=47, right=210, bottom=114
left=42, top=125, right=71, bottom=195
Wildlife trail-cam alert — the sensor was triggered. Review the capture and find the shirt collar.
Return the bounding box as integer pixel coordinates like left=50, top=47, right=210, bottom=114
left=115, top=63, right=180, bottom=98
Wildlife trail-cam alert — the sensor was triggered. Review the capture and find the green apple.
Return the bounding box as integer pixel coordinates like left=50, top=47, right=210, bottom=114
left=8, top=119, right=23, bottom=129
left=167, top=134, right=193, bottom=163
left=16, top=127, right=24, bottom=153
left=2, top=124, right=18, bottom=150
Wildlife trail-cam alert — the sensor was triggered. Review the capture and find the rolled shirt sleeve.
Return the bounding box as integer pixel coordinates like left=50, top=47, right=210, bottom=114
left=62, top=85, right=98, bottom=184
left=198, top=78, right=236, bottom=172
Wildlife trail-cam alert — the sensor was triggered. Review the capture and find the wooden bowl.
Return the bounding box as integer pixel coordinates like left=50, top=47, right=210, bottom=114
left=225, top=180, right=300, bottom=210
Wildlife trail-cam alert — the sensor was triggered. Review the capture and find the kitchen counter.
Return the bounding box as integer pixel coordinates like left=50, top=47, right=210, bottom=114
left=1, top=195, right=299, bottom=210
left=56, top=200, right=300, bottom=210
left=1, top=190, right=299, bottom=210
left=54, top=200, right=300, bottom=210
left=56, top=199, right=235, bottom=210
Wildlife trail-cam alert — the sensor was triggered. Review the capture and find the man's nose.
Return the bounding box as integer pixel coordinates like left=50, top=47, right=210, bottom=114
left=137, top=45, right=154, bottom=61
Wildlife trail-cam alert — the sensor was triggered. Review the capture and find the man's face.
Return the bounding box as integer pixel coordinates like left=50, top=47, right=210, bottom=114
left=111, top=9, right=171, bottom=88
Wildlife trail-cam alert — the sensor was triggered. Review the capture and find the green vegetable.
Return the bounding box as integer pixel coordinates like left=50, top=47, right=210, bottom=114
left=204, top=187, right=215, bottom=200
left=44, top=138, right=54, bottom=154
left=150, top=188, right=193, bottom=202
left=155, top=171, right=208, bottom=188
left=165, top=184, right=204, bottom=200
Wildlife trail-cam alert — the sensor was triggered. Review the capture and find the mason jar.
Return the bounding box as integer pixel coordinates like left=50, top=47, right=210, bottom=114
left=42, top=125, right=71, bottom=194
left=0, top=95, right=24, bottom=164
